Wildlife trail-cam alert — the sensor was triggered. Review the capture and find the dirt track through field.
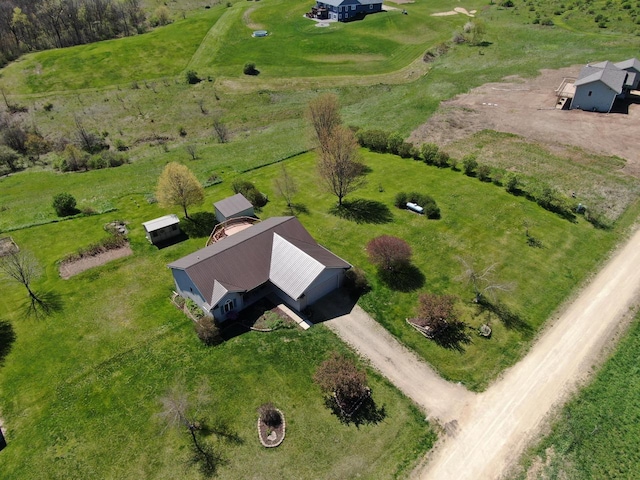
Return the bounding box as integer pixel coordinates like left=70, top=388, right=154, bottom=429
left=320, top=227, right=640, bottom=479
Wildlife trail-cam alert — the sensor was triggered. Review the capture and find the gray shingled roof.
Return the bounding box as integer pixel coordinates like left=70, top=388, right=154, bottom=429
left=214, top=193, right=253, bottom=218
left=168, top=217, right=350, bottom=306
left=318, top=0, right=381, bottom=7
left=614, top=58, right=640, bottom=73
left=575, top=61, right=628, bottom=93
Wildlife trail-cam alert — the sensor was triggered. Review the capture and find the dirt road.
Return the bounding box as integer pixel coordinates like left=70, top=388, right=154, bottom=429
left=319, top=227, right=640, bottom=479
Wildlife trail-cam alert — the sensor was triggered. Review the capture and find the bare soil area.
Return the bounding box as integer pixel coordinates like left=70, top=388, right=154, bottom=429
left=409, top=66, right=640, bottom=177
left=59, top=245, right=133, bottom=279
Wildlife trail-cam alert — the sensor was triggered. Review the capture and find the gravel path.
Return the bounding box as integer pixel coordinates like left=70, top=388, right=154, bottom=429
left=318, top=227, right=640, bottom=479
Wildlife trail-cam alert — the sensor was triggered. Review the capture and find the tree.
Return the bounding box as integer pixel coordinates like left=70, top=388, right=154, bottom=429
left=273, top=165, right=297, bottom=211
left=52, top=192, right=77, bottom=216
left=317, top=125, right=364, bottom=206
left=156, top=162, right=204, bottom=219
left=0, top=145, right=20, bottom=172
left=185, top=70, right=201, bottom=84
left=314, top=352, right=368, bottom=406
left=307, top=93, right=341, bottom=153
left=410, top=293, right=457, bottom=334
left=159, top=386, right=219, bottom=476
left=74, top=115, right=107, bottom=153
left=421, top=143, right=439, bottom=165
left=457, top=257, right=515, bottom=303
left=462, top=154, right=478, bottom=176
left=212, top=117, right=229, bottom=143
left=0, top=250, right=47, bottom=315
left=185, top=143, right=198, bottom=160
left=463, top=20, right=486, bottom=45
left=243, top=62, right=258, bottom=75
left=366, top=235, right=412, bottom=271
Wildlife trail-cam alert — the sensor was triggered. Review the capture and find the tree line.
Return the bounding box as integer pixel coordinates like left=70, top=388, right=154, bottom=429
left=0, top=0, right=146, bottom=66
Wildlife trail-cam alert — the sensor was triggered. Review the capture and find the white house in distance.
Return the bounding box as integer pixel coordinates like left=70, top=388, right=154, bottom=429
left=570, top=58, right=640, bottom=113
left=168, top=216, right=351, bottom=321
left=214, top=193, right=254, bottom=224
left=142, top=214, right=181, bottom=245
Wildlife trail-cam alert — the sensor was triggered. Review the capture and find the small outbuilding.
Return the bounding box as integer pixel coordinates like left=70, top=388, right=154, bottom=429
left=142, top=214, right=181, bottom=245
left=214, top=193, right=255, bottom=224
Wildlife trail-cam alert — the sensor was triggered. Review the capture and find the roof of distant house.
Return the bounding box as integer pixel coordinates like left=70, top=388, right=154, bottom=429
left=318, top=0, right=382, bottom=7
left=614, top=57, right=640, bottom=73
left=575, top=59, right=637, bottom=93
left=168, top=217, right=350, bottom=308
left=142, top=214, right=180, bottom=232
left=214, top=193, right=253, bottom=218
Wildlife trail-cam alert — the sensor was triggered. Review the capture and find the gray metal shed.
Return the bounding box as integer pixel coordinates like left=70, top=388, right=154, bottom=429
left=142, top=214, right=181, bottom=245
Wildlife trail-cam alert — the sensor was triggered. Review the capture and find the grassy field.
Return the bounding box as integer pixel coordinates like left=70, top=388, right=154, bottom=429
left=514, top=313, right=640, bottom=479
left=0, top=202, right=434, bottom=479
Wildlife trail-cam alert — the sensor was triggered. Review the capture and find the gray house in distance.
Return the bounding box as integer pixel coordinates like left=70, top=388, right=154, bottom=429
left=168, top=216, right=351, bottom=321
left=570, top=58, right=639, bottom=113
left=142, top=214, right=181, bottom=245
left=214, top=193, right=254, bottom=224
left=312, top=0, right=382, bottom=22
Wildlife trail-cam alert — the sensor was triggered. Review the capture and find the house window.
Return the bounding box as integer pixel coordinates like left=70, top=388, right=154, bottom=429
left=339, top=13, right=342, bottom=19
left=351, top=5, right=355, bottom=10
left=370, top=4, right=373, bottom=8
left=223, top=299, right=235, bottom=313
left=588, top=91, right=592, bottom=97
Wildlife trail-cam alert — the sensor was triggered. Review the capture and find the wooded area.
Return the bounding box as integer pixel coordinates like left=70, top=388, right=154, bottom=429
left=0, top=0, right=146, bottom=66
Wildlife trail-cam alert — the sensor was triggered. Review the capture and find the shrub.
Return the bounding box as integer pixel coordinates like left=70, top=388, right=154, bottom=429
left=405, top=192, right=440, bottom=219
left=195, top=316, right=221, bottom=346
left=356, top=129, right=390, bottom=153
left=397, top=141, right=414, bottom=159
left=421, top=143, right=439, bottom=165
left=185, top=70, right=201, bottom=84
left=366, top=235, right=412, bottom=271
left=387, top=132, right=403, bottom=155
left=462, top=154, right=478, bottom=176
left=505, top=173, right=520, bottom=193
left=314, top=352, right=368, bottom=405
left=52, top=193, right=77, bottom=217
left=258, top=403, right=282, bottom=427
left=477, top=164, right=491, bottom=182
left=243, top=62, right=259, bottom=75
left=434, top=150, right=450, bottom=168
left=344, top=267, right=371, bottom=295
left=409, top=293, right=457, bottom=334
left=231, top=179, right=268, bottom=208
left=394, top=191, right=409, bottom=209
left=43, top=102, right=54, bottom=112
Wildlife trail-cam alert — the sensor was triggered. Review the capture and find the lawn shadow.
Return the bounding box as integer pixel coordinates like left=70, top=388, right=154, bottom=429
left=181, top=212, right=217, bottom=238
left=0, top=320, right=16, bottom=367
left=201, top=419, right=244, bottom=445
left=433, top=321, right=472, bottom=352
left=379, top=264, right=425, bottom=292
left=480, top=300, right=533, bottom=338
left=22, top=290, right=64, bottom=319
left=218, top=320, right=250, bottom=341
left=187, top=441, right=227, bottom=478
left=329, top=199, right=393, bottom=224
left=324, top=395, right=386, bottom=428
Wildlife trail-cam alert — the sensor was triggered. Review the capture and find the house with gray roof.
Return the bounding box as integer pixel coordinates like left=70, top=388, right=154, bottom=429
left=214, top=193, right=254, bottom=224
left=168, top=216, right=351, bottom=321
left=312, top=0, right=382, bottom=22
left=570, top=58, right=639, bottom=113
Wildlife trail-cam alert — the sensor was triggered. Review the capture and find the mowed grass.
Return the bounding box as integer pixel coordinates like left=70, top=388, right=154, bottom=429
left=0, top=204, right=434, bottom=480
left=0, top=8, right=223, bottom=93
left=514, top=314, right=640, bottom=479
left=240, top=150, right=635, bottom=390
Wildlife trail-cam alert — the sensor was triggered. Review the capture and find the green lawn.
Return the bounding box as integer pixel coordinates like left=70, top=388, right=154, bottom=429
left=0, top=205, right=434, bottom=479
left=514, top=314, right=640, bottom=479
left=240, top=149, right=638, bottom=390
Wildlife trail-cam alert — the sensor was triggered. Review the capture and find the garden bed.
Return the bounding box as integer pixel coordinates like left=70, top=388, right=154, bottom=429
left=59, top=244, right=132, bottom=279
left=257, top=409, right=286, bottom=448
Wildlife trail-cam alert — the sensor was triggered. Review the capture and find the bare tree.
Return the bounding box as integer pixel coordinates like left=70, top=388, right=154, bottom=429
left=185, top=143, right=198, bottom=160
left=212, top=117, right=229, bottom=144
left=307, top=93, right=342, bottom=153
left=273, top=165, right=297, bottom=212
left=317, top=125, right=364, bottom=206
left=159, top=386, right=218, bottom=476
left=457, top=257, right=515, bottom=303
left=0, top=250, right=47, bottom=315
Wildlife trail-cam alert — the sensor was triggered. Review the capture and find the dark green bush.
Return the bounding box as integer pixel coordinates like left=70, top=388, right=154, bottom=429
left=421, top=143, right=439, bottom=165
left=387, top=132, right=403, bottom=155
left=243, top=62, right=259, bottom=75
left=195, top=316, right=221, bottom=346
left=397, top=141, right=414, bottom=159
left=462, top=154, right=478, bottom=176
left=344, top=267, right=371, bottom=295
left=394, top=192, right=408, bottom=208
left=357, top=129, right=390, bottom=153
left=434, top=151, right=450, bottom=168
left=52, top=193, right=78, bottom=217
left=477, top=164, right=491, bottom=182
left=185, top=70, right=201, bottom=84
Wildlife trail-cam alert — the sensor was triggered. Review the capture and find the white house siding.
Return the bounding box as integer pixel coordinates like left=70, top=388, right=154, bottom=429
left=571, top=82, right=617, bottom=112
left=304, top=269, right=345, bottom=305
left=172, top=269, right=207, bottom=309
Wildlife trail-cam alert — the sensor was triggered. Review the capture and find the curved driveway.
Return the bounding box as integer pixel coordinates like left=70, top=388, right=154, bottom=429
left=321, top=227, right=640, bottom=479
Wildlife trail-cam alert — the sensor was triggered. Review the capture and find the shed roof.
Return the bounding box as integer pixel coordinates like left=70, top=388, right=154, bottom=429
left=168, top=217, right=350, bottom=306
left=614, top=58, right=640, bottom=73
left=214, top=193, right=253, bottom=218
left=142, top=214, right=180, bottom=232
left=575, top=61, right=628, bottom=93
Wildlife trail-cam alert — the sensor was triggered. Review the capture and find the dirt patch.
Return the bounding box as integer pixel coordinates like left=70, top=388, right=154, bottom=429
left=59, top=245, right=133, bottom=279
left=243, top=7, right=264, bottom=30
left=409, top=66, right=640, bottom=177
left=0, top=237, right=19, bottom=257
